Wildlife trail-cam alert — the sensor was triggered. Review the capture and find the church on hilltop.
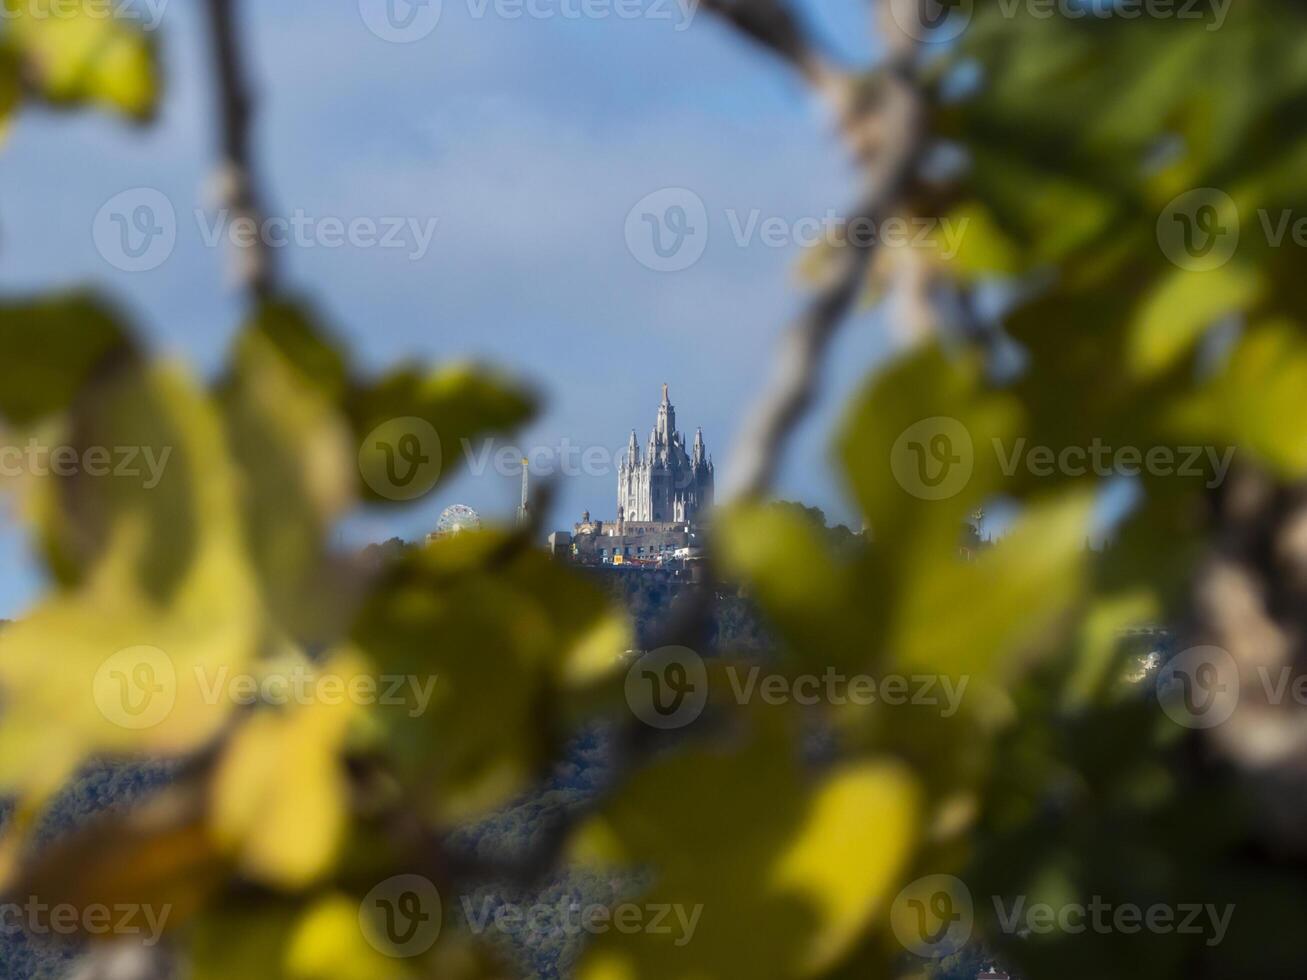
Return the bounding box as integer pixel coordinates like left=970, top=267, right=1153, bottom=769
left=617, top=384, right=714, bottom=524
left=548, top=385, right=714, bottom=567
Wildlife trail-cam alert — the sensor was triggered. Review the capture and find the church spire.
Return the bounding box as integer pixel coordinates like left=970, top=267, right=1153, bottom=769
left=655, top=383, right=676, bottom=447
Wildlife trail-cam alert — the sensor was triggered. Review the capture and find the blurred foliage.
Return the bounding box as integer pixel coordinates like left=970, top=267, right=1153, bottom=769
left=0, top=0, right=157, bottom=123
left=3, top=1, right=1307, bottom=979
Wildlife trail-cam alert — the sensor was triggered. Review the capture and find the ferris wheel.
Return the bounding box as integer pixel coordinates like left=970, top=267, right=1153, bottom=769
left=435, top=504, right=482, bottom=536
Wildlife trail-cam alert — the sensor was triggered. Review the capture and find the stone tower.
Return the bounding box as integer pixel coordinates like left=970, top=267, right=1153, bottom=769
left=616, top=385, right=714, bottom=524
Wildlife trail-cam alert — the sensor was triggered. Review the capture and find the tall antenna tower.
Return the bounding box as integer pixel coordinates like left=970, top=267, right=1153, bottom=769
left=517, top=456, right=530, bottom=527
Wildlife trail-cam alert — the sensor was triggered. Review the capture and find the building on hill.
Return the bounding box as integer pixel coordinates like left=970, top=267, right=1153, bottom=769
left=616, top=384, right=714, bottom=524
left=552, top=386, right=713, bottom=566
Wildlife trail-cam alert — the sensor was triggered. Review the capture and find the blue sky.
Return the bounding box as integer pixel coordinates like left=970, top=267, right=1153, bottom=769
left=0, top=0, right=898, bottom=615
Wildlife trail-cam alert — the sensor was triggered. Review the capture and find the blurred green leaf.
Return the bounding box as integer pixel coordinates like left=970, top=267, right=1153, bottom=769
left=890, top=492, right=1094, bottom=680
left=0, top=293, right=134, bottom=425
left=352, top=531, right=626, bottom=821
left=1128, top=265, right=1262, bottom=379
left=223, top=311, right=355, bottom=642
left=839, top=345, right=1020, bottom=558
left=716, top=500, right=875, bottom=674
left=235, top=300, right=350, bottom=404
left=349, top=364, right=537, bottom=504
left=1173, top=316, right=1307, bottom=475
left=0, top=45, right=18, bottom=141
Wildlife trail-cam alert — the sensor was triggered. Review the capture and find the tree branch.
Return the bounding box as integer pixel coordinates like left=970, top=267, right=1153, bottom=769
left=719, top=2, right=926, bottom=501
left=202, top=0, right=276, bottom=300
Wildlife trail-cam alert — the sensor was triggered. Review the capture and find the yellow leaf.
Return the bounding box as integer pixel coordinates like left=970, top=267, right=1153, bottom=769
left=574, top=717, right=919, bottom=980
left=210, top=657, right=361, bottom=889
left=0, top=365, right=260, bottom=796
left=769, top=764, right=921, bottom=974
left=286, top=894, right=407, bottom=980
left=5, top=0, right=159, bottom=119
